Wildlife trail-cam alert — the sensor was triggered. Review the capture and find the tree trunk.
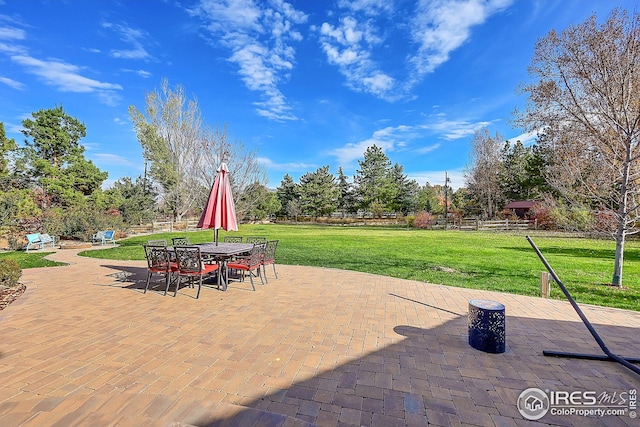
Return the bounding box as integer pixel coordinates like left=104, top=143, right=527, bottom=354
left=613, top=227, right=625, bottom=287
left=613, top=146, right=632, bottom=287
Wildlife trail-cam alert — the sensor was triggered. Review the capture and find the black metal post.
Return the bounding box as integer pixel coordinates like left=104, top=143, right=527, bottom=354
left=526, top=236, right=640, bottom=377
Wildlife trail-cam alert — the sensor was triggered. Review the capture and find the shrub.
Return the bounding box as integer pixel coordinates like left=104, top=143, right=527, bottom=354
left=414, top=211, right=434, bottom=229
left=0, top=259, right=22, bottom=289
left=497, top=209, right=518, bottom=220
left=529, top=197, right=558, bottom=230
left=43, top=206, right=124, bottom=241
left=406, top=215, right=416, bottom=228
left=565, top=206, right=593, bottom=232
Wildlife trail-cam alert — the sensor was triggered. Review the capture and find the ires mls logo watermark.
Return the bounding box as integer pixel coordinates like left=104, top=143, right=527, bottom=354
left=517, top=387, right=637, bottom=420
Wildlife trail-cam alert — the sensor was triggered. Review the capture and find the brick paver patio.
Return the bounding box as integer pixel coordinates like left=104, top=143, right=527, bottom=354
left=0, top=246, right=639, bottom=426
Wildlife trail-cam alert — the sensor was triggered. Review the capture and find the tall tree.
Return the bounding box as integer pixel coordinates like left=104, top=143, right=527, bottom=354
left=239, top=182, right=281, bottom=221
left=0, top=123, right=17, bottom=180
left=298, top=166, right=338, bottom=219
left=129, top=79, right=265, bottom=221
left=110, top=176, right=157, bottom=225
left=515, top=8, right=640, bottom=287
left=353, top=145, right=392, bottom=213
left=336, top=167, right=356, bottom=216
left=276, top=174, right=300, bottom=218
left=20, top=106, right=107, bottom=207
left=388, top=163, right=417, bottom=214
left=500, top=140, right=533, bottom=201
left=21, top=106, right=86, bottom=169
left=129, top=80, right=204, bottom=221
left=523, top=143, right=554, bottom=199
left=416, top=182, right=441, bottom=214
left=465, top=128, right=504, bottom=218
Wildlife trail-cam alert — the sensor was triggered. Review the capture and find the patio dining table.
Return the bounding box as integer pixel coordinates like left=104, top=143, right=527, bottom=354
left=193, top=242, right=254, bottom=291
left=166, top=243, right=253, bottom=292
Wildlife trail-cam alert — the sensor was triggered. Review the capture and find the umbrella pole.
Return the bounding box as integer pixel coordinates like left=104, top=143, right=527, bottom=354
left=215, top=229, right=219, bottom=246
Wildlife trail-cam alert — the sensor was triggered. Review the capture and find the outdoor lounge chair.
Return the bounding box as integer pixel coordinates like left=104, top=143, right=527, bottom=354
left=40, top=233, right=56, bottom=248
left=26, top=233, right=43, bottom=252
left=174, top=246, right=220, bottom=298
left=226, top=242, right=265, bottom=291
left=92, top=230, right=116, bottom=245
left=25, top=233, right=56, bottom=252
left=102, top=230, right=116, bottom=245
left=143, top=245, right=177, bottom=295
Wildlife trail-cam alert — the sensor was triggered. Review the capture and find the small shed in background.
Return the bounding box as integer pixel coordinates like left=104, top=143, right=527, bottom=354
left=504, top=200, right=537, bottom=219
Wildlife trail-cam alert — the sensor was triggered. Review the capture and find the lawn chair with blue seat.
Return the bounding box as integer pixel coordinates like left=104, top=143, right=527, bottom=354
left=26, top=233, right=57, bottom=252
left=26, top=233, right=43, bottom=252
left=92, top=230, right=116, bottom=245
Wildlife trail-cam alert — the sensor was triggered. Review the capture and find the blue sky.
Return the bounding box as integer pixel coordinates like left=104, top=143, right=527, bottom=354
left=0, top=0, right=636, bottom=190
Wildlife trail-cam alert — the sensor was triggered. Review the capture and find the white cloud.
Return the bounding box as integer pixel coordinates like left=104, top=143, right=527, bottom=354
left=0, top=42, right=26, bottom=54
left=407, top=0, right=513, bottom=86
left=508, top=130, right=538, bottom=146
left=92, top=153, right=137, bottom=167
left=331, top=114, right=496, bottom=166
left=415, top=143, right=441, bottom=154
left=102, top=22, right=152, bottom=60
left=97, top=91, right=122, bottom=107
left=319, top=12, right=397, bottom=100
left=331, top=124, right=420, bottom=165
left=425, top=118, right=493, bottom=140
left=123, top=68, right=152, bottom=78
left=331, top=137, right=394, bottom=166
left=190, top=0, right=307, bottom=121
left=11, top=54, right=122, bottom=93
left=258, top=156, right=315, bottom=171
left=409, top=169, right=465, bottom=190
left=0, top=19, right=123, bottom=104
left=0, top=76, right=24, bottom=90
left=320, top=0, right=513, bottom=99
left=0, top=26, right=25, bottom=40
left=337, top=0, right=393, bottom=14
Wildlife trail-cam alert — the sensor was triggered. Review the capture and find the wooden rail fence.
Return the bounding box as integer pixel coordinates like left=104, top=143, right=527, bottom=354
left=129, top=219, right=200, bottom=234
left=128, top=218, right=537, bottom=234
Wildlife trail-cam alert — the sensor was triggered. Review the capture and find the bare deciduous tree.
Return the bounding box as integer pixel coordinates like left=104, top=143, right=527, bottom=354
left=195, top=125, right=267, bottom=220
left=129, top=79, right=266, bottom=221
left=465, top=128, right=504, bottom=219
left=514, top=8, right=640, bottom=287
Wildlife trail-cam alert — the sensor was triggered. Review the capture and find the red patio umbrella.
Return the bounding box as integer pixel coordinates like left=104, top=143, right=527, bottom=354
left=197, top=162, right=238, bottom=245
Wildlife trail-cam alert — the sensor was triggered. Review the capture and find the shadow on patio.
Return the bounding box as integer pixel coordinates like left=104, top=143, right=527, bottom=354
left=1, top=257, right=638, bottom=426
left=184, top=314, right=640, bottom=426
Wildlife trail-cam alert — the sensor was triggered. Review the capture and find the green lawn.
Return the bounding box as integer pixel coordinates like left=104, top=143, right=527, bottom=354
left=77, top=224, right=640, bottom=311
left=0, top=250, right=66, bottom=268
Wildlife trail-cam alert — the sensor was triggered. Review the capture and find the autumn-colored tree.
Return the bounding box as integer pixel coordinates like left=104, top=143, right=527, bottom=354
left=515, top=8, right=640, bottom=287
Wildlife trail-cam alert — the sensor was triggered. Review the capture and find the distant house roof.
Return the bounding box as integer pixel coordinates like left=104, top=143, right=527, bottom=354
left=504, top=201, right=537, bottom=209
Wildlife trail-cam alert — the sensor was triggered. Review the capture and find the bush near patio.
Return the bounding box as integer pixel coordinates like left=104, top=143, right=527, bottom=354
left=0, top=259, right=21, bottom=289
